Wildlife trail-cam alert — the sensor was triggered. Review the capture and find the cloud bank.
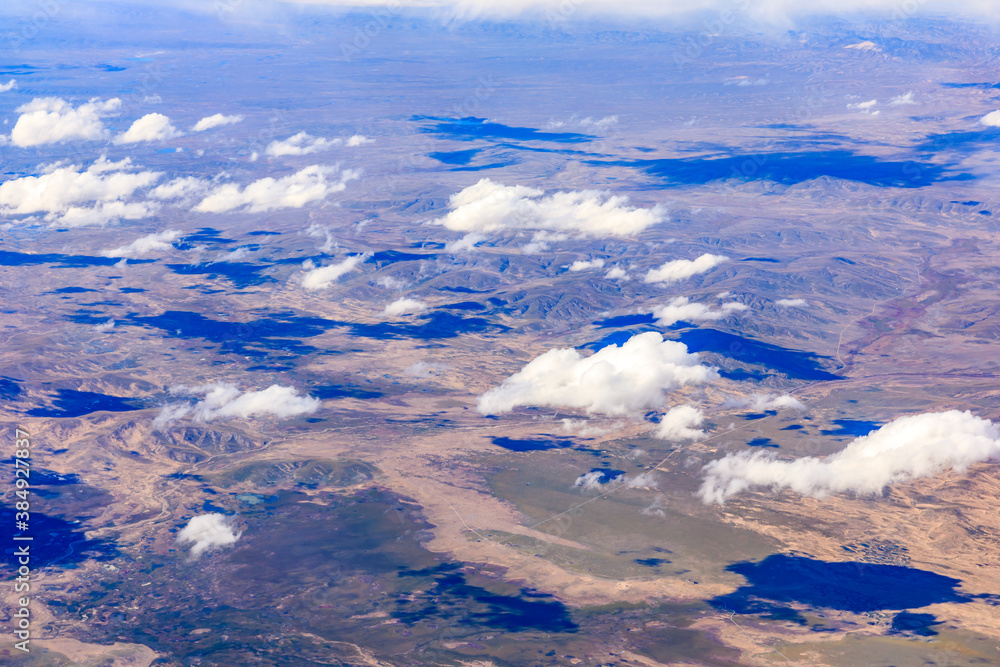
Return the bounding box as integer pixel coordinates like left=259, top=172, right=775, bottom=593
left=155, top=383, right=320, bottom=426
left=478, top=331, right=718, bottom=416
left=194, top=165, right=358, bottom=213
left=699, top=410, right=1000, bottom=504
left=177, top=513, right=241, bottom=558
left=644, top=254, right=728, bottom=284
left=435, top=178, right=665, bottom=237
left=0, top=157, right=160, bottom=226
left=9, top=97, right=120, bottom=147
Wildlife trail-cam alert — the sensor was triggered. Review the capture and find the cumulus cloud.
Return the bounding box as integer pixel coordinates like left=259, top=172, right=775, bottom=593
left=0, top=157, right=160, bottom=226
left=579, top=115, right=618, bottom=131
left=567, top=258, right=605, bottom=271
left=723, top=393, right=805, bottom=411
left=775, top=298, right=806, bottom=307
left=434, top=178, right=665, bottom=238
left=383, top=298, right=428, bottom=316
left=154, top=383, right=321, bottom=427
left=94, top=319, right=116, bottom=332
left=406, top=361, right=448, bottom=377
left=605, top=266, right=630, bottom=280
left=101, top=229, right=182, bottom=258
left=979, top=110, right=1000, bottom=127
left=346, top=134, right=373, bottom=146
left=114, top=113, right=183, bottom=144
left=699, top=410, right=1000, bottom=504
left=177, top=513, right=241, bottom=558
left=651, top=296, right=746, bottom=326
left=644, top=254, right=728, bottom=284
left=194, top=165, right=358, bottom=213
left=478, top=331, right=718, bottom=416
left=0, top=79, right=16, bottom=93
left=191, top=113, right=244, bottom=131
left=653, top=404, right=705, bottom=441
left=890, top=92, right=916, bottom=105
left=300, top=253, right=370, bottom=290
left=10, top=97, right=120, bottom=147
left=148, top=176, right=211, bottom=202
left=266, top=132, right=344, bottom=156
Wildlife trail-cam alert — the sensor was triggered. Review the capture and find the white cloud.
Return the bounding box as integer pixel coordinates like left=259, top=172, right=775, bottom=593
left=383, top=298, right=428, bottom=316
left=177, top=513, right=241, bottom=558
left=148, top=176, right=211, bottom=201
left=890, top=92, right=916, bottom=106
left=644, top=253, right=728, bottom=284
left=10, top=97, right=120, bottom=147
left=0, top=80, right=16, bottom=93
left=605, top=266, right=630, bottom=280
left=699, top=410, right=1000, bottom=504
left=579, top=115, right=618, bottom=131
left=94, top=319, right=116, bottom=332
left=979, top=110, right=1000, bottom=127
left=653, top=404, right=705, bottom=441
left=305, top=223, right=338, bottom=253
left=155, top=383, right=320, bottom=427
left=478, top=331, right=718, bottom=416
left=101, top=229, right=181, bottom=258
left=724, top=77, right=769, bottom=86
left=346, top=134, right=373, bottom=146
left=847, top=99, right=878, bottom=114
left=194, top=165, right=358, bottom=213
left=266, top=132, right=342, bottom=156
left=522, top=230, right=568, bottom=254
left=0, top=157, right=161, bottom=226
left=445, top=232, right=485, bottom=252
left=775, top=298, right=806, bottom=307
left=300, top=253, right=370, bottom=290
left=434, top=178, right=665, bottom=237
left=114, top=113, right=183, bottom=144
left=651, top=296, right=746, bottom=326
left=723, top=393, right=805, bottom=411
left=192, top=113, right=244, bottom=131
left=567, top=258, right=605, bottom=272
left=406, top=361, right=448, bottom=377
left=574, top=469, right=658, bottom=492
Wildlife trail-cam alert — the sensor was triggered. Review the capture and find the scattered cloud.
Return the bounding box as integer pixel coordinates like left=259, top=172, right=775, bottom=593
left=114, top=113, right=183, bottom=144
left=266, top=132, right=344, bottom=156
left=191, top=113, right=244, bottom=131
left=605, top=266, right=630, bottom=280
left=346, top=134, right=373, bottom=146
left=574, top=469, right=658, bottom=492
left=699, top=410, right=1000, bottom=504
left=194, top=165, right=358, bottom=213
left=979, top=110, right=1000, bottom=127
left=478, top=331, right=718, bottom=416
left=300, top=253, right=370, bottom=290
left=653, top=404, right=705, bottom=441
left=177, top=513, right=241, bottom=558
left=890, top=92, right=916, bottom=106
left=406, top=361, right=448, bottom=377
left=844, top=40, right=881, bottom=52
left=445, top=232, right=485, bottom=252
left=723, top=393, right=805, bottom=411
left=651, top=296, right=746, bottom=326
left=567, top=258, right=606, bottom=272
left=94, top=319, right=116, bottom=332
left=847, top=99, right=879, bottom=114
left=724, top=76, right=769, bottom=86
left=644, top=253, right=728, bottom=284
left=0, top=79, right=16, bottom=93
left=101, top=229, right=181, bottom=258
left=775, top=298, right=806, bottom=307
left=383, top=297, right=428, bottom=316
left=579, top=115, right=618, bottom=131
left=10, top=97, right=120, bottom=147
left=0, top=157, right=160, bottom=226
left=155, top=383, right=321, bottom=427
left=434, top=178, right=665, bottom=237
